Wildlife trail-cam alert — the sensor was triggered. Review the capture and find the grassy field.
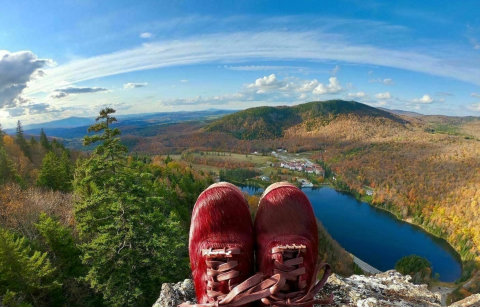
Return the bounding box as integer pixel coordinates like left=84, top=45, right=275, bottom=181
left=169, top=151, right=328, bottom=187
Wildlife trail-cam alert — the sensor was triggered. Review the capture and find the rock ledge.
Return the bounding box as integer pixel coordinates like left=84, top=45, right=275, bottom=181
left=153, top=271, right=480, bottom=307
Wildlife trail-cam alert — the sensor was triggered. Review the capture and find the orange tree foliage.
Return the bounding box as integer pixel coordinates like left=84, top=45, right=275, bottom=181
left=129, top=113, right=480, bottom=285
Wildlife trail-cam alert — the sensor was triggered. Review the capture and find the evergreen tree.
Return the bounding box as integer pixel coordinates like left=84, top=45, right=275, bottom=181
left=35, top=213, right=102, bottom=307
left=37, top=152, right=60, bottom=191
left=39, top=129, right=51, bottom=150
left=0, top=148, right=20, bottom=185
left=0, top=227, right=60, bottom=307
left=74, top=108, right=189, bottom=307
left=37, top=151, right=73, bottom=192
left=58, top=151, right=73, bottom=192
left=15, top=121, right=31, bottom=160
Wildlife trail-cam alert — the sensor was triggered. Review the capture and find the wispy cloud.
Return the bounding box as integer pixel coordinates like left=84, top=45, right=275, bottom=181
left=331, top=65, right=340, bottom=76
left=24, top=30, right=480, bottom=97
left=347, top=92, right=367, bottom=99
left=468, top=103, right=480, bottom=111
left=140, top=32, right=153, bottom=39
left=224, top=65, right=309, bottom=72
left=49, top=86, right=108, bottom=99
left=4, top=102, right=61, bottom=117
left=369, top=78, right=395, bottom=85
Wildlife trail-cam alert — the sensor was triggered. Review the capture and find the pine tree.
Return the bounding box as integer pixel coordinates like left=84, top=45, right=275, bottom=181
left=0, top=227, right=60, bottom=306
left=37, top=152, right=60, bottom=191
left=39, top=129, right=51, bottom=150
left=15, top=121, right=31, bottom=160
left=74, top=108, right=189, bottom=307
left=35, top=213, right=82, bottom=278
left=58, top=151, right=73, bottom=192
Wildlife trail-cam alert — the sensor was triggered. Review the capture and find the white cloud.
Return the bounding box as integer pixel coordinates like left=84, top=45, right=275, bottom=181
left=383, top=78, right=395, bottom=85
left=299, top=93, right=307, bottom=100
left=180, top=79, right=189, bottom=83
left=472, top=93, right=480, bottom=99
left=312, top=77, right=343, bottom=95
left=375, top=92, right=392, bottom=99
left=331, top=65, right=340, bottom=76
left=140, top=32, right=153, bottom=39
left=411, top=94, right=434, bottom=104
left=247, top=74, right=283, bottom=91
left=0, top=50, right=54, bottom=108
left=347, top=92, right=367, bottom=98
left=295, top=79, right=319, bottom=92
left=468, top=103, right=480, bottom=111
left=23, top=30, right=480, bottom=97
left=123, top=82, right=147, bottom=89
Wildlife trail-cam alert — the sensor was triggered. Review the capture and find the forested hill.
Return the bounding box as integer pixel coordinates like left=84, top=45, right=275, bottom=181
left=204, top=100, right=408, bottom=140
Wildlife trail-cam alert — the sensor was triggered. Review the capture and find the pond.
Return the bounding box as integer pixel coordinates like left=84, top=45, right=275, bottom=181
left=239, top=184, right=462, bottom=282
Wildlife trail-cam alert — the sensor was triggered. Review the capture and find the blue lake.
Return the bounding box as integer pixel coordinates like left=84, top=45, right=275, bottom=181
left=239, top=185, right=462, bottom=282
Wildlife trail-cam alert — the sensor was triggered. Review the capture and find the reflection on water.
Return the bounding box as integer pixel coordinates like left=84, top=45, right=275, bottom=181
left=239, top=184, right=462, bottom=282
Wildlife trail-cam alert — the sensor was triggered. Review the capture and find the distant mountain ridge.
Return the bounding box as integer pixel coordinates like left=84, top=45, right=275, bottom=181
left=5, top=117, right=95, bottom=132
left=205, top=100, right=407, bottom=140
left=378, top=107, right=424, bottom=118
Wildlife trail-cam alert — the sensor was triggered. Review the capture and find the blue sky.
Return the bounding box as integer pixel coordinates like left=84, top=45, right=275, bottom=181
left=1, top=0, right=480, bottom=127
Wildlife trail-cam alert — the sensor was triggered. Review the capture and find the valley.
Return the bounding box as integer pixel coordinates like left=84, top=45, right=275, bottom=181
left=6, top=99, right=480, bottom=303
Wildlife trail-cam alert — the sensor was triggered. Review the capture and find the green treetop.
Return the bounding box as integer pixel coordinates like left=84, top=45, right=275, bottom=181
left=15, top=121, right=31, bottom=160
left=0, top=227, right=60, bottom=307
left=39, top=129, right=51, bottom=150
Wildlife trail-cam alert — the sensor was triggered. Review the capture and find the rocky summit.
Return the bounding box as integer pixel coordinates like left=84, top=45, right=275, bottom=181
left=153, top=271, right=480, bottom=307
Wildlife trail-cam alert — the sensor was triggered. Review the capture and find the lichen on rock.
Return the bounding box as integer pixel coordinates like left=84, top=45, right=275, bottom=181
left=154, top=271, right=480, bottom=307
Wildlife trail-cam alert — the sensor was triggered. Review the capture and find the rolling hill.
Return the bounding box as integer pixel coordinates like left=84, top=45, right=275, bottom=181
left=205, top=100, right=408, bottom=140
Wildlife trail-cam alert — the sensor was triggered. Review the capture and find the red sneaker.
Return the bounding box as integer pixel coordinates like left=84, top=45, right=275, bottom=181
left=183, top=182, right=283, bottom=307
left=254, top=183, right=333, bottom=307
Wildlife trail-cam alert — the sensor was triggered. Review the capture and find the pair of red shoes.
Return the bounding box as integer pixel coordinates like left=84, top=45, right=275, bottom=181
left=181, top=182, right=333, bottom=307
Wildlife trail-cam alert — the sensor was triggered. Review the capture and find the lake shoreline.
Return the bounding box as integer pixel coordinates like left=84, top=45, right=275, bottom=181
left=326, top=181, right=466, bottom=284
left=239, top=182, right=463, bottom=282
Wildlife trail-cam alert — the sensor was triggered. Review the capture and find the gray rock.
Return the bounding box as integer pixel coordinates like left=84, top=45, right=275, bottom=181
left=449, top=294, right=480, bottom=307
left=155, top=271, right=480, bottom=307
left=153, top=279, right=196, bottom=307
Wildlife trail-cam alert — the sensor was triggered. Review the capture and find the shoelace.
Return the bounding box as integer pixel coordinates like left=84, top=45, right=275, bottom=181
left=261, top=245, right=333, bottom=307
left=179, top=247, right=286, bottom=307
